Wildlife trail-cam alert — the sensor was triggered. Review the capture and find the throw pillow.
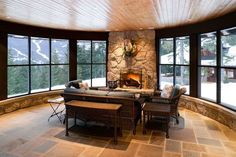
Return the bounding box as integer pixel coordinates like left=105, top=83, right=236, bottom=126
left=79, top=82, right=89, bottom=90
left=65, top=79, right=81, bottom=89
left=161, top=84, right=174, bottom=98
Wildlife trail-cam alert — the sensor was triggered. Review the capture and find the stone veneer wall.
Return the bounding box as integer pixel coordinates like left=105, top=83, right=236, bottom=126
left=179, top=95, right=236, bottom=131
left=108, top=30, right=156, bottom=89
left=0, top=90, right=62, bottom=116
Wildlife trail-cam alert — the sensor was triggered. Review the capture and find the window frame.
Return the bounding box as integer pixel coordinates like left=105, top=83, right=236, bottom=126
left=77, top=40, right=107, bottom=87
left=7, top=34, right=69, bottom=98
left=159, top=36, right=190, bottom=94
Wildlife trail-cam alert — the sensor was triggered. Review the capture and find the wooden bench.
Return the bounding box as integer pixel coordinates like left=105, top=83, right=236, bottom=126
left=65, top=100, right=122, bottom=144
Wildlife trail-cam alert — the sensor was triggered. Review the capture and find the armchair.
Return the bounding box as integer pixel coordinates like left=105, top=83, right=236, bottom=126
left=150, top=84, right=186, bottom=124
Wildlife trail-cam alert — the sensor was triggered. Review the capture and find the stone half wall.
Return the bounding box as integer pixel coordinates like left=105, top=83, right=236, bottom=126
left=108, top=30, right=156, bottom=89
left=0, top=90, right=62, bottom=115
left=179, top=95, right=236, bottom=131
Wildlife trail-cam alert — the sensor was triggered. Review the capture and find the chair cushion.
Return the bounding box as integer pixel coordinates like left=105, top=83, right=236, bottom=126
left=161, top=84, right=174, bottom=98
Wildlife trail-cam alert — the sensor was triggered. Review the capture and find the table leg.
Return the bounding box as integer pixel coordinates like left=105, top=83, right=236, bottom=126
left=166, top=116, right=170, bottom=138
left=65, top=107, right=69, bottom=136
left=74, top=112, right=77, bottom=126
left=143, top=110, right=146, bottom=134
left=114, top=111, right=117, bottom=144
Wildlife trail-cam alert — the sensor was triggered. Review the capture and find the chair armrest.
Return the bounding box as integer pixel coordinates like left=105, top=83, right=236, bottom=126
left=150, top=96, right=172, bottom=104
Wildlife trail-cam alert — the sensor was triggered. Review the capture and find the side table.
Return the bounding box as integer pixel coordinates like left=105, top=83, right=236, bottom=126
left=142, top=102, right=171, bottom=138
left=48, top=97, right=65, bottom=123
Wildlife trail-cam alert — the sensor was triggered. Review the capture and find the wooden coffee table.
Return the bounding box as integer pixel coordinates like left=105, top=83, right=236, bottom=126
left=65, top=100, right=122, bottom=144
left=142, top=102, right=171, bottom=138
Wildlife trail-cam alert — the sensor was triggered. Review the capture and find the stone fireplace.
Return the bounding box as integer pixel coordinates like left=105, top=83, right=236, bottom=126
left=120, top=69, right=142, bottom=88
left=107, top=30, right=157, bottom=89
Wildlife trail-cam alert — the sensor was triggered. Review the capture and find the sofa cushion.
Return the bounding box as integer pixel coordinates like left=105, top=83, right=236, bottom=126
left=107, top=91, right=134, bottom=98
left=85, top=90, right=108, bottom=96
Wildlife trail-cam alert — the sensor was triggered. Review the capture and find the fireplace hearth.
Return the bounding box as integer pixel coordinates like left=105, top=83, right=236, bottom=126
left=120, top=69, right=142, bottom=88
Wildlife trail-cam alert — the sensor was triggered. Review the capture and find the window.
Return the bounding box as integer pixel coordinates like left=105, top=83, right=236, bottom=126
left=199, top=32, right=217, bottom=101
left=220, top=27, right=236, bottom=110
left=51, top=39, right=69, bottom=90
left=7, top=34, right=69, bottom=97
left=159, top=37, right=190, bottom=94
left=8, top=35, right=29, bottom=97
left=30, top=37, right=50, bottom=93
left=77, top=40, right=106, bottom=87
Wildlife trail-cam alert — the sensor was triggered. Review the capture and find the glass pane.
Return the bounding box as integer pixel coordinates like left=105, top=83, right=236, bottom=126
left=77, top=40, right=91, bottom=63
left=51, top=39, right=69, bottom=64
left=221, top=68, right=236, bottom=110
left=175, top=66, right=190, bottom=94
left=8, top=66, right=29, bottom=97
left=92, top=64, right=106, bottom=87
left=31, top=66, right=49, bottom=93
left=77, top=65, right=91, bottom=87
left=221, top=27, right=236, bottom=67
left=176, top=36, right=189, bottom=65
left=31, top=37, right=49, bottom=64
left=200, top=32, right=217, bottom=65
left=200, top=67, right=216, bottom=101
left=8, top=34, right=29, bottom=65
left=160, top=65, right=173, bottom=89
left=92, top=41, right=106, bottom=63
left=160, top=38, right=174, bottom=64
left=51, top=65, right=69, bottom=90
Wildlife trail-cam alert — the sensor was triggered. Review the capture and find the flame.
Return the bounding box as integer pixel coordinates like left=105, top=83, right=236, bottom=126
left=127, top=73, right=141, bottom=83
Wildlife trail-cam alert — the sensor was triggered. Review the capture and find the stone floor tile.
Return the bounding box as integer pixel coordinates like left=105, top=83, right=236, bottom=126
left=208, top=130, right=228, bottom=141
left=193, top=127, right=211, bottom=139
left=0, top=151, right=19, bottom=157
left=43, top=143, right=85, bottom=157
left=136, top=144, right=163, bottom=157
left=182, top=142, right=206, bottom=152
left=223, top=141, right=236, bottom=152
left=192, top=120, right=206, bottom=127
left=205, top=146, right=226, bottom=156
left=0, top=138, right=28, bottom=152
left=197, top=137, right=222, bottom=147
left=183, top=150, right=200, bottom=157
left=99, top=141, right=139, bottom=157
left=201, top=153, right=225, bottom=157
left=165, top=140, right=181, bottom=153
left=79, top=146, right=105, bottom=157
left=204, top=120, right=221, bottom=131
left=32, top=140, right=57, bottom=153
left=169, top=128, right=196, bottom=143
left=163, top=152, right=181, bottom=157
left=149, top=131, right=165, bottom=146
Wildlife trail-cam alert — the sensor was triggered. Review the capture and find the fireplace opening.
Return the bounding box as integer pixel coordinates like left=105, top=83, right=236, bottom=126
left=120, top=69, right=142, bottom=88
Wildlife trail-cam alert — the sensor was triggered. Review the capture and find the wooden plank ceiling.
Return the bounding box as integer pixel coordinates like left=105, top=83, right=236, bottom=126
left=0, top=0, right=236, bottom=32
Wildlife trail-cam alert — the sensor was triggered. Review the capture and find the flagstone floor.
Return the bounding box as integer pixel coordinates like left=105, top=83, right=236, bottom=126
left=0, top=103, right=236, bottom=157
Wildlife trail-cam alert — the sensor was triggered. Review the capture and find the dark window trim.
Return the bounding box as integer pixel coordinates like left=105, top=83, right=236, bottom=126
left=158, top=36, right=190, bottom=95
left=7, top=34, right=70, bottom=98
left=77, top=39, right=107, bottom=87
